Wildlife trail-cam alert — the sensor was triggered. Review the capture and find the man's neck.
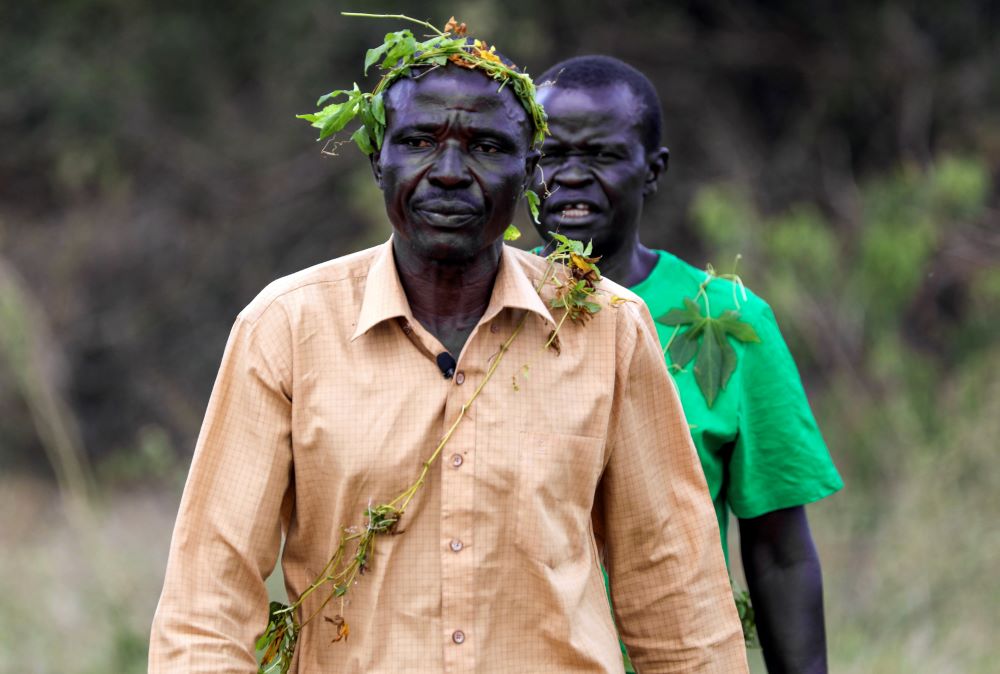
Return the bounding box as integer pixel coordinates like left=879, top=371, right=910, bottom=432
left=393, top=238, right=502, bottom=357
left=599, top=241, right=659, bottom=289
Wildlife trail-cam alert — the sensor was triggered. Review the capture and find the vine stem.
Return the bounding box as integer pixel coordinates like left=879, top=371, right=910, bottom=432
left=393, top=309, right=531, bottom=514
left=341, top=12, right=445, bottom=36
left=544, top=309, right=570, bottom=349
left=263, top=247, right=569, bottom=665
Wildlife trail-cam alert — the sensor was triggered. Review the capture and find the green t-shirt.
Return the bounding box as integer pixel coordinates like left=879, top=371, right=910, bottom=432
left=630, top=250, right=843, bottom=562
left=535, top=246, right=842, bottom=671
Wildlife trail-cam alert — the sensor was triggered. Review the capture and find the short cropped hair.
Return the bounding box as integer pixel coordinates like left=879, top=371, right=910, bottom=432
left=537, top=55, right=663, bottom=151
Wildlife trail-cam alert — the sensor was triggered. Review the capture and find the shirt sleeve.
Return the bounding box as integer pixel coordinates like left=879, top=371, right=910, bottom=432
left=600, top=302, right=748, bottom=673
left=727, top=302, right=844, bottom=519
left=149, top=306, right=295, bottom=673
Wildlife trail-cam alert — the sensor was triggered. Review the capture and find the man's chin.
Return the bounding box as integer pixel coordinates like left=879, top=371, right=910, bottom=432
left=406, top=231, right=498, bottom=264
left=538, top=213, right=606, bottom=243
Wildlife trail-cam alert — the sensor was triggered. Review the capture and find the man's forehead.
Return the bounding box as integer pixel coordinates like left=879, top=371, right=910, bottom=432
left=385, top=70, right=529, bottom=132
left=389, top=69, right=513, bottom=109
left=539, top=83, right=643, bottom=135
left=539, top=82, right=638, bottom=113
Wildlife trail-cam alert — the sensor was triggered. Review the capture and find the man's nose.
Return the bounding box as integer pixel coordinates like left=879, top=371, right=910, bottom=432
left=550, top=157, right=593, bottom=187
left=428, top=143, right=473, bottom=188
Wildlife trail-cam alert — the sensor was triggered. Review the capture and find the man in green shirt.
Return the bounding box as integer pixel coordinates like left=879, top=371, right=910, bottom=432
left=531, top=55, right=843, bottom=673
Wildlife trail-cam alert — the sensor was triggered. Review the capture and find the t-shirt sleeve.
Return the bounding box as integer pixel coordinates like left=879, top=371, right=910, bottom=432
left=727, top=301, right=844, bottom=519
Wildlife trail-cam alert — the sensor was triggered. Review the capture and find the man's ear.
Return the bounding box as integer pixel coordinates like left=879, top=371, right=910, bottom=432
left=370, top=149, right=383, bottom=188
left=642, top=146, right=669, bottom=197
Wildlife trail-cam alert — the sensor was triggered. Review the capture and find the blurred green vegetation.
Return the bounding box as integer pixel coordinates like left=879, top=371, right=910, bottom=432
left=694, top=156, right=999, bottom=672
left=0, top=1, right=998, bottom=672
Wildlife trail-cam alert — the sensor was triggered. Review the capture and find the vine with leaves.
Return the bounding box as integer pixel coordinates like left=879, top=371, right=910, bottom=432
left=655, top=259, right=762, bottom=407
left=297, top=12, right=548, bottom=244
left=256, top=232, right=613, bottom=673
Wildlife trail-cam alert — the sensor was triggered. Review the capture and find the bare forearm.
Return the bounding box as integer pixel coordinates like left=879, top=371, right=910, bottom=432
left=739, top=507, right=827, bottom=674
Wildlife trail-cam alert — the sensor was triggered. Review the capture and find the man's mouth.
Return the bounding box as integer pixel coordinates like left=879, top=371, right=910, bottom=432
left=558, top=203, right=594, bottom=219
left=413, top=200, right=481, bottom=228
left=546, top=201, right=601, bottom=224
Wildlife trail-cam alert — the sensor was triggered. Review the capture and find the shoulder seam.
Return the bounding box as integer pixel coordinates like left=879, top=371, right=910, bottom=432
left=242, top=273, right=368, bottom=327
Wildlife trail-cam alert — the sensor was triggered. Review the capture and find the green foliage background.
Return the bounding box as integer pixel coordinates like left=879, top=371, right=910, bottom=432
left=0, top=1, right=997, bottom=672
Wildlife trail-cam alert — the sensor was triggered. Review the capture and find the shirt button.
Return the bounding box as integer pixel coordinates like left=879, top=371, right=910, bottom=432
left=452, top=630, right=465, bottom=644
left=451, top=453, right=463, bottom=468
left=401, top=321, right=412, bottom=335
left=455, top=371, right=466, bottom=385
left=450, top=538, right=464, bottom=552
left=490, top=323, right=500, bottom=333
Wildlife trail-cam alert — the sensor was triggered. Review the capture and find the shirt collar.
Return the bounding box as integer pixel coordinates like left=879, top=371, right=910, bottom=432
left=481, top=244, right=556, bottom=328
left=351, top=240, right=555, bottom=342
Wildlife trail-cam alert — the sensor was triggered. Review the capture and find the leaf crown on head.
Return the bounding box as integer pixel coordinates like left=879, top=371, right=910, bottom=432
left=298, top=13, right=549, bottom=156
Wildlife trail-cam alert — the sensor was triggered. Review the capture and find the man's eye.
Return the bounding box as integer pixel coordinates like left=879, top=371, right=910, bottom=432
left=472, top=142, right=500, bottom=154
left=404, top=138, right=433, bottom=149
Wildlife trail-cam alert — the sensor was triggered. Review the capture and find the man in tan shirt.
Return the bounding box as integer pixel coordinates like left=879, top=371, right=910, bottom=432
left=149, top=36, right=747, bottom=673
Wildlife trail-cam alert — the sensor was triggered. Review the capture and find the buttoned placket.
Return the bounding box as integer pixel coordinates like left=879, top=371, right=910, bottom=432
left=396, top=314, right=480, bottom=671
left=439, top=327, right=481, bottom=673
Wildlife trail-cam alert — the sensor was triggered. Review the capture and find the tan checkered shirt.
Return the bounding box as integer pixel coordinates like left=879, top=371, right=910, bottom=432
left=149, top=240, right=747, bottom=673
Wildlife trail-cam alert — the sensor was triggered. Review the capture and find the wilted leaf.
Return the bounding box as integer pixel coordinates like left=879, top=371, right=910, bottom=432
left=325, top=614, right=350, bottom=643
left=503, top=224, right=521, bottom=241
left=443, top=16, right=468, bottom=36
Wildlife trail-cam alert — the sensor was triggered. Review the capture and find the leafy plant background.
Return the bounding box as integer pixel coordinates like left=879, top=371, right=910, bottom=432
left=1, top=1, right=997, bottom=672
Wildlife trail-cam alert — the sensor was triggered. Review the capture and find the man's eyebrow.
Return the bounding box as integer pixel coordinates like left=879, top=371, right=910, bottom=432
left=393, top=120, right=522, bottom=143
left=543, top=138, right=631, bottom=151
left=411, top=91, right=504, bottom=109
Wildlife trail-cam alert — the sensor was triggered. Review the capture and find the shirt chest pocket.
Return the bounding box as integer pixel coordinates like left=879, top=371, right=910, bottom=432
left=516, top=431, right=606, bottom=568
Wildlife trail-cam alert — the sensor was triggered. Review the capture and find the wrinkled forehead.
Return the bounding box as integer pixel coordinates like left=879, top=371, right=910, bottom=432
left=385, top=67, right=530, bottom=129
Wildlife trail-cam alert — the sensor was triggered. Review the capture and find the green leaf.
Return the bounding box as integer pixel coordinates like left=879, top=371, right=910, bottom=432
left=548, top=231, right=584, bottom=254
left=695, top=320, right=723, bottom=406
left=351, top=126, right=374, bottom=155
left=658, top=296, right=754, bottom=406
left=316, top=100, right=360, bottom=139
left=370, top=92, right=385, bottom=124
left=524, top=189, right=541, bottom=224
left=364, top=42, right=391, bottom=75
left=503, top=224, right=521, bottom=241
left=668, top=322, right=704, bottom=367
left=716, top=322, right=738, bottom=390
left=716, top=310, right=762, bottom=343
left=583, top=240, right=593, bottom=257
left=256, top=623, right=274, bottom=651
left=383, top=31, right=417, bottom=70
left=315, top=88, right=349, bottom=107
left=656, top=297, right=703, bottom=327
left=582, top=301, right=602, bottom=313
